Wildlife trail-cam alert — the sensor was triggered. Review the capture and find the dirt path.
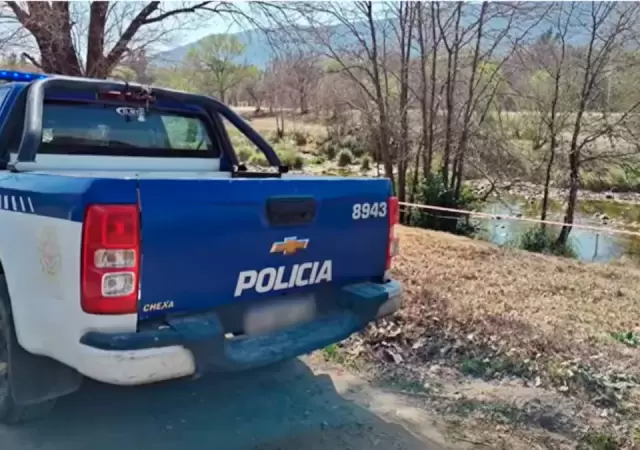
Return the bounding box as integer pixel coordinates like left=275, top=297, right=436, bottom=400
left=0, top=357, right=452, bottom=450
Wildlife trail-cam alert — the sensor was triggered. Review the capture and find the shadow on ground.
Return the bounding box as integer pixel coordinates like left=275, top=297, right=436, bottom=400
left=0, top=359, right=439, bottom=450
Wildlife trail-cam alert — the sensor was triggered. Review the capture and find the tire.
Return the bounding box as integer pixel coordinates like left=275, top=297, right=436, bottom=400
left=0, top=276, right=56, bottom=424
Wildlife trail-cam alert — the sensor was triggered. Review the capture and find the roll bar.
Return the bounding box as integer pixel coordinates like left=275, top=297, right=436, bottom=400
left=12, top=75, right=283, bottom=170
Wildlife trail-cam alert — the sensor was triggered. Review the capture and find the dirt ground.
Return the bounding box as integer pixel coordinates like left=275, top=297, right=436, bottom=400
left=0, top=358, right=449, bottom=450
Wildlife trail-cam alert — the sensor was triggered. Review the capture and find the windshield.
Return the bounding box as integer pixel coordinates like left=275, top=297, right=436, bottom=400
left=39, top=102, right=218, bottom=157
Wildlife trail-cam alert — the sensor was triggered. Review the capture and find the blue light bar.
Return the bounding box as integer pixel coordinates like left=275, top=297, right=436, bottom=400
left=0, top=69, right=48, bottom=82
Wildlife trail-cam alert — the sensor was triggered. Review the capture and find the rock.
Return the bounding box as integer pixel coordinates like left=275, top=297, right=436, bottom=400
left=601, top=214, right=609, bottom=221
left=605, top=193, right=614, bottom=200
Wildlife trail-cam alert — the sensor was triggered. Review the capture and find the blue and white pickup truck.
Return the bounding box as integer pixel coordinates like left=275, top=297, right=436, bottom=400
left=0, top=70, right=401, bottom=423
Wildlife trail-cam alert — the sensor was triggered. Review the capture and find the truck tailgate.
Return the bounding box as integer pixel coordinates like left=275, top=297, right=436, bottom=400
left=137, top=177, right=393, bottom=320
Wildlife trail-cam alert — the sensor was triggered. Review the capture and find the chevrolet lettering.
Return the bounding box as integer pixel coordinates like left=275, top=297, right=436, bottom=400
left=235, top=260, right=333, bottom=297
left=0, top=69, right=402, bottom=424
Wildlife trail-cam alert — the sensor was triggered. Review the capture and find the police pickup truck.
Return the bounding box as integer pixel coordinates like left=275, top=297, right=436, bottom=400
left=0, top=70, right=401, bottom=424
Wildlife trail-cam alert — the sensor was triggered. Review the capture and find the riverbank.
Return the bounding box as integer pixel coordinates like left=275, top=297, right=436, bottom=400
left=469, top=179, right=640, bottom=206
left=328, top=226, right=640, bottom=448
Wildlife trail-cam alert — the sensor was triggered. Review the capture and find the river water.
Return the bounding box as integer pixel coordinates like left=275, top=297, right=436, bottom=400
left=479, top=196, right=640, bottom=264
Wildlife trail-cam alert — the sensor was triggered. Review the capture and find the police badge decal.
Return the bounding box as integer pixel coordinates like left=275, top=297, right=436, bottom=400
left=38, top=226, right=62, bottom=278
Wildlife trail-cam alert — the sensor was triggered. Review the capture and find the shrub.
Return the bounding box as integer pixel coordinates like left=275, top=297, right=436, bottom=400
left=290, top=129, right=309, bottom=146
left=409, top=173, right=479, bottom=237
left=279, top=149, right=305, bottom=170
left=517, top=226, right=576, bottom=258
left=235, top=145, right=254, bottom=163
left=312, top=155, right=326, bottom=165
left=360, top=155, right=372, bottom=171
left=337, top=149, right=354, bottom=167
left=267, top=130, right=283, bottom=144
left=248, top=152, right=269, bottom=167
left=319, top=141, right=338, bottom=160
left=339, top=134, right=366, bottom=157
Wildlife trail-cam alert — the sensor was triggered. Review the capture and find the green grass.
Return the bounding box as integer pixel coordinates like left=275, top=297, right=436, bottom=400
left=578, top=432, right=620, bottom=450
left=610, top=330, right=640, bottom=347
left=321, top=344, right=344, bottom=362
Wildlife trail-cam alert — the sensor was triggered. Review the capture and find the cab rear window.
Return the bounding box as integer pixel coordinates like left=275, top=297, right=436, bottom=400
left=39, top=102, right=219, bottom=158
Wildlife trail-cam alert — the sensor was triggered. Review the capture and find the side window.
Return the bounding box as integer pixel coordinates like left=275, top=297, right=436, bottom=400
left=161, top=116, right=213, bottom=151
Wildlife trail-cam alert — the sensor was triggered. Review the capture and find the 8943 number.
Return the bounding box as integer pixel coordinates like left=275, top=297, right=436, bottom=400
left=352, top=202, right=387, bottom=220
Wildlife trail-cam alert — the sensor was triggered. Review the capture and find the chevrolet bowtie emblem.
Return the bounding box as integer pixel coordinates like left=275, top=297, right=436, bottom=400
left=270, top=237, right=309, bottom=255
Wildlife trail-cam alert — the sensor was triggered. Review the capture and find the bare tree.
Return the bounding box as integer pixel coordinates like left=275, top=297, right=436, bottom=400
left=556, top=2, right=640, bottom=245
left=3, top=1, right=234, bottom=78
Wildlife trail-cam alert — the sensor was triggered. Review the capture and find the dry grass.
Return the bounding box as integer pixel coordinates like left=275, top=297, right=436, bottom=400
left=231, top=107, right=327, bottom=138
left=370, top=226, right=640, bottom=376
left=335, top=225, right=640, bottom=446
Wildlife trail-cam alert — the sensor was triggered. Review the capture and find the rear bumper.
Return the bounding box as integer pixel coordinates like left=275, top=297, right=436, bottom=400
left=77, top=280, right=401, bottom=385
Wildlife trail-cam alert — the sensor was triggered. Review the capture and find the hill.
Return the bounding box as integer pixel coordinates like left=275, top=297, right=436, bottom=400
left=152, top=9, right=590, bottom=70
left=154, top=28, right=274, bottom=68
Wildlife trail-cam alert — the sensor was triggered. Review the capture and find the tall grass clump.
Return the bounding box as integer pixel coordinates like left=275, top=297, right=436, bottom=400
left=517, top=225, right=577, bottom=258
left=409, top=173, right=479, bottom=237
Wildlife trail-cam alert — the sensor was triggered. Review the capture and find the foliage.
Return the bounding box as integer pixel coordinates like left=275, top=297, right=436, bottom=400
left=152, top=67, right=197, bottom=92
left=579, top=168, right=640, bottom=193
left=319, top=140, right=338, bottom=160
left=248, top=152, right=269, bottom=167
left=610, top=330, right=640, bottom=348
left=278, top=150, right=305, bottom=170
left=578, top=432, right=619, bottom=450
left=337, top=149, right=354, bottom=167
left=235, top=145, right=254, bottom=163
left=338, top=134, right=366, bottom=157
left=517, top=226, right=576, bottom=258
left=409, top=173, right=479, bottom=236
left=290, top=129, right=310, bottom=146
left=185, top=34, right=256, bottom=102
left=360, top=155, right=372, bottom=171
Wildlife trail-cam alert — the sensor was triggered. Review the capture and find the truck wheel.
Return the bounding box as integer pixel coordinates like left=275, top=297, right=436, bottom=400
left=0, top=276, right=56, bottom=424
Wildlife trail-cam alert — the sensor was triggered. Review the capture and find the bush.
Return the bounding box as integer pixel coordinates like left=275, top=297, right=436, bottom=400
left=312, top=155, right=326, bottom=165
left=235, top=145, right=254, bottom=163
left=360, top=155, right=372, bottom=171
left=248, top=152, right=269, bottom=167
left=409, top=173, right=479, bottom=236
left=517, top=226, right=576, bottom=258
left=337, top=149, right=354, bottom=167
left=267, top=130, right=283, bottom=144
left=339, top=134, right=366, bottom=157
left=290, top=129, right=309, bottom=146
left=279, top=149, right=305, bottom=170
left=319, top=141, right=338, bottom=160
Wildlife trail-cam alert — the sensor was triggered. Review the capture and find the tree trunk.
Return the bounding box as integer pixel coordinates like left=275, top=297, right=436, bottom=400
left=453, top=2, right=487, bottom=200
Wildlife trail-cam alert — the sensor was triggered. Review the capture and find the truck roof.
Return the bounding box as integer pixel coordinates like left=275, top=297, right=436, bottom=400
left=0, top=70, right=204, bottom=115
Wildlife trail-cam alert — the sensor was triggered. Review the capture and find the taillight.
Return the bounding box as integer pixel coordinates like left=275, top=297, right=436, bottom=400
left=81, top=204, right=140, bottom=314
left=386, top=196, right=399, bottom=270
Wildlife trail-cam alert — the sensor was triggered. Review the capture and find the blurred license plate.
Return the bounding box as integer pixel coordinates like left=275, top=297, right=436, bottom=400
left=243, top=295, right=316, bottom=335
